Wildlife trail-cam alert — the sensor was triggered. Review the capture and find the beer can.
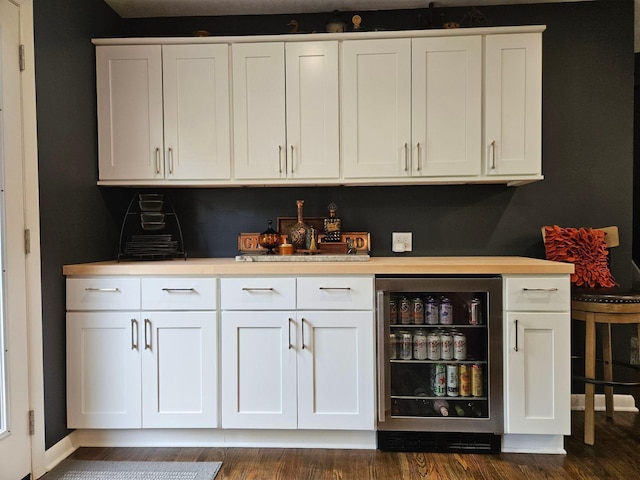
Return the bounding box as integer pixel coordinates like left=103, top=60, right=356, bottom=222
left=431, top=364, right=446, bottom=397
left=472, top=364, right=483, bottom=397
left=399, top=331, right=413, bottom=360
left=389, top=332, right=398, bottom=360
left=411, top=297, right=424, bottom=324
left=427, top=332, right=441, bottom=360
left=389, top=299, right=398, bottom=325
left=399, top=297, right=411, bottom=325
left=459, top=364, right=471, bottom=397
left=439, top=296, right=453, bottom=325
left=453, top=332, right=467, bottom=360
left=440, top=332, right=453, bottom=360
left=413, top=330, right=428, bottom=360
left=446, top=364, right=459, bottom=397
left=425, top=296, right=439, bottom=325
left=468, top=298, right=482, bottom=325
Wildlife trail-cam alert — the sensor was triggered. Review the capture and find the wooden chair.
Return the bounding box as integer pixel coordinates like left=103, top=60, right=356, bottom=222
left=543, top=226, right=640, bottom=445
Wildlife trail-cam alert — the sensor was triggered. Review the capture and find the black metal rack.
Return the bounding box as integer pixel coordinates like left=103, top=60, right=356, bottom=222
left=118, top=193, right=186, bottom=261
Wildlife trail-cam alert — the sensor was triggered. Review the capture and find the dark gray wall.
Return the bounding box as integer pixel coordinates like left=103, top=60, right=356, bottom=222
left=34, top=0, right=634, bottom=448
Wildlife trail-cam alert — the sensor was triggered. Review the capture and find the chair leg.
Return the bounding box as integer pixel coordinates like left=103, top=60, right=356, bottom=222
left=585, top=313, right=596, bottom=445
left=601, top=322, right=614, bottom=419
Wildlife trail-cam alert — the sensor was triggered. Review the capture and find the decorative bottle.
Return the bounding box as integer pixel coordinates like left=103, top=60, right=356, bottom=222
left=288, top=200, right=310, bottom=250
left=323, top=202, right=342, bottom=242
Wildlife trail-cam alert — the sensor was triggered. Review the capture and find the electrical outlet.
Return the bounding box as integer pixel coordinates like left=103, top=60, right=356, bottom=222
left=392, top=232, right=412, bottom=252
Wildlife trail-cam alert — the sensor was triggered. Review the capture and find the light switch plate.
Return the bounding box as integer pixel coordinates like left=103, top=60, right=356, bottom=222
left=392, top=232, right=412, bottom=252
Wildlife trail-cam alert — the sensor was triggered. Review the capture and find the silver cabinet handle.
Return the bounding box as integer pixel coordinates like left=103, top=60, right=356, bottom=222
left=522, top=288, right=559, bottom=292
left=84, top=287, right=119, bottom=292
left=319, top=287, right=351, bottom=291
left=278, top=145, right=283, bottom=174
left=290, top=145, right=294, bottom=174
left=144, top=318, right=151, bottom=350
left=168, top=147, right=174, bottom=174
left=490, top=140, right=496, bottom=170
left=514, top=319, right=519, bottom=352
left=131, top=319, right=138, bottom=350
left=155, top=147, right=161, bottom=174
left=404, top=143, right=409, bottom=171
left=242, top=287, right=274, bottom=291
left=301, top=318, right=306, bottom=350
left=288, top=318, right=294, bottom=350
left=416, top=142, right=422, bottom=171
left=161, top=288, right=196, bottom=292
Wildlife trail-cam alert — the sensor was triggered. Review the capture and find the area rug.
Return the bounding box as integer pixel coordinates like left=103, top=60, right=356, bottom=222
left=43, top=459, right=222, bottom=480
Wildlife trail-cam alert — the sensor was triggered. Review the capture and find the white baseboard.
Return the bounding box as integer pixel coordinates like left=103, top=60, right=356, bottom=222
left=571, top=393, right=638, bottom=412
left=502, top=434, right=565, bottom=454
left=43, top=430, right=79, bottom=474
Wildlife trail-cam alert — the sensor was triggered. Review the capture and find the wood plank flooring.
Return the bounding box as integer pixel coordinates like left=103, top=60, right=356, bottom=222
left=59, top=410, right=640, bottom=479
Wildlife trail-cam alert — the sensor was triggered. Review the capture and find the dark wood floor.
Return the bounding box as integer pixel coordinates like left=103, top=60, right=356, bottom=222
left=59, top=410, right=640, bottom=479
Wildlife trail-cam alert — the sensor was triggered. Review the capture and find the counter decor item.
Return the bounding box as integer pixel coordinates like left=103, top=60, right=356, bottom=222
left=323, top=203, right=342, bottom=242
left=288, top=200, right=310, bottom=251
left=258, top=220, right=281, bottom=255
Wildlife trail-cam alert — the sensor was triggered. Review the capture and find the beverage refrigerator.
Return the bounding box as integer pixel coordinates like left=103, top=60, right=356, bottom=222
left=376, top=276, right=503, bottom=452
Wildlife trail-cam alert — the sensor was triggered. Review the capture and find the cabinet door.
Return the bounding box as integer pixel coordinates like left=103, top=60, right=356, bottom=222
left=163, top=44, right=231, bottom=180
left=285, top=41, right=339, bottom=179
left=96, top=45, right=164, bottom=180
left=67, top=312, right=141, bottom=428
left=141, top=311, right=218, bottom=428
left=485, top=33, right=542, bottom=176
left=504, top=312, right=570, bottom=435
left=221, top=311, right=297, bottom=429
left=342, top=39, right=412, bottom=179
left=297, top=311, right=375, bottom=430
left=232, top=42, right=286, bottom=179
left=412, top=36, right=481, bottom=176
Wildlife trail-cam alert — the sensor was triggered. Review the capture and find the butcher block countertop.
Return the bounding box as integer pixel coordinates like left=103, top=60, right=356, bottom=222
left=63, top=256, right=574, bottom=276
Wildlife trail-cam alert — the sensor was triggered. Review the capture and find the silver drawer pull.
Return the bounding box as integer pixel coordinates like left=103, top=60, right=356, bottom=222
left=319, top=287, right=351, bottom=291
left=161, top=288, right=196, bottom=292
left=242, top=287, right=274, bottom=291
left=85, top=287, right=120, bottom=292
left=522, top=288, right=559, bottom=292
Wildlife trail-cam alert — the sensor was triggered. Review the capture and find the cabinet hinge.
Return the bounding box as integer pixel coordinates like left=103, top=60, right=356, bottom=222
left=29, top=410, right=35, bottom=435
left=19, top=44, right=25, bottom=72
left=24, top=229, right=30, bottom=254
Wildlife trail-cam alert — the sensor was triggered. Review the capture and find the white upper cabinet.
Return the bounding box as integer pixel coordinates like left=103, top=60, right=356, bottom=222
left=232, top=41, right=339, bottom=181
left=484, top=33, right=542, bottom=176
left=412, top=36, right=482, bottom=177
left=97, top=44, right=231, bottom=182
left=341, top=39, right=412, bottom=179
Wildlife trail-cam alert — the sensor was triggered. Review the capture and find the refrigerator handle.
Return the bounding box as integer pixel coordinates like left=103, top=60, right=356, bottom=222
left=376, top=290, right=387, bottom=423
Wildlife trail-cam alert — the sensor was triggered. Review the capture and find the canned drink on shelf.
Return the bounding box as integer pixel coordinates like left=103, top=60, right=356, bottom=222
left=399, top=297, right=411, bottom=325
left=389, top=299, right=398, bottom=325
left=439, top=296, right=453, bottom=324
left=413, top=330, right=428, bottom=360
left=468, top=298, right=482, bottom=325
left=399, top=331, right=413, bottom=360
left=427, top=332, right=441, bottom=360
left=440, top=331, right=453, bottom=360
left=472, top=364, right=483, bottom=397
left=453, top=332, right=467, bottom=360
left=411, top=297, right=424, bottom=324
left=431, top=364, right=446, bottom=397
left=459, top=364, right=471, bottom=397
left=389, top=332, right=399, bottom=360
left=425, top=296, right=439, bottom=325
left=446, top=364, right=459, bottom=397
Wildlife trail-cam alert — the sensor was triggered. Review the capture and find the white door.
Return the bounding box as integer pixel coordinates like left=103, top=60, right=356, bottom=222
left=297, top=311, right=375, bottom=430
left=232, top=43, right=286, bottom=180
left=0, top=1, right=32, bottom=477
left=66, top=312, right=142, bottom=429
left=504, top=312, right=571, bottom=435
left=221, top=311, right=297, bottom=429
left=485, top=33, right=542, bottom=176
left=285, top=41, right=339, bottom=179
left=342, top=39, right=411, bottom=179
left=163, top=44, right=231, bottom=180
left=141, top=311, right=218, bottom=428
left=96, top=45, right=164, bottom=180
left=412, top=36, right=482, bottom=177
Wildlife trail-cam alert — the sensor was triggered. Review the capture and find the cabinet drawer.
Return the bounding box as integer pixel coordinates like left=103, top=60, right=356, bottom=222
left=504, top=275, right=570, bottom=312
left=67, top=277, right=140, bottom=311
left=297, top=276, right=373, bottom=310
left=142, top=277, right=217, bottom=310
left=221, top=277, right=296, bottom=310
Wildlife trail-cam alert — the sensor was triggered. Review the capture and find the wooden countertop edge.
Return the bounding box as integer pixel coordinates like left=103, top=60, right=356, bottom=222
left=62, top=256, right=575, bottom=276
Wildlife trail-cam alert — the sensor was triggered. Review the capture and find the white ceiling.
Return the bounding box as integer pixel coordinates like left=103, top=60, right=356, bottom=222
left=103, top=0, right=588, bottom=18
